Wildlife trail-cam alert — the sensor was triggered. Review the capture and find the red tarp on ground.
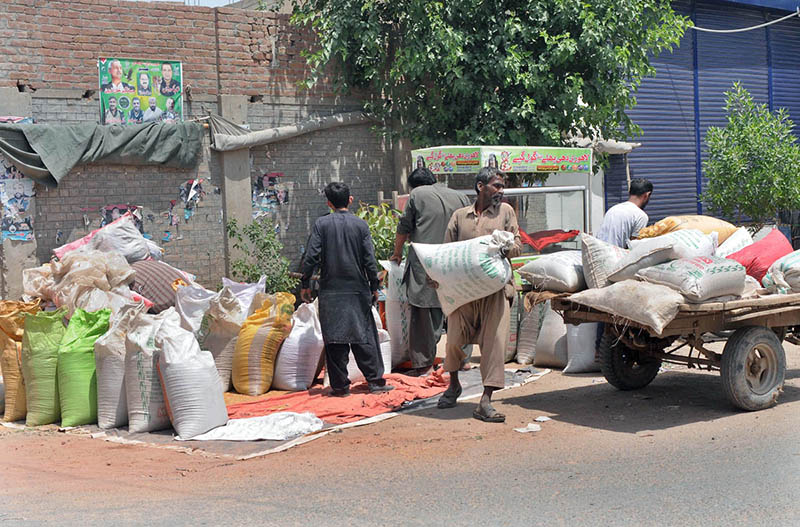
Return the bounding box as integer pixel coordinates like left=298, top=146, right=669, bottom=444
left=226, top=370, right=450, bottom=424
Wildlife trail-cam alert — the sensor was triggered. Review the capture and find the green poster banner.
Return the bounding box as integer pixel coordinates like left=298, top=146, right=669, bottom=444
left=98, top=58, right=183, bottom=125
left=412, top=146, right=592, bottom=174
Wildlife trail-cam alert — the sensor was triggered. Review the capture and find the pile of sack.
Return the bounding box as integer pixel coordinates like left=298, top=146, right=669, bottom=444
left=511, top=215, right=799, bottom=373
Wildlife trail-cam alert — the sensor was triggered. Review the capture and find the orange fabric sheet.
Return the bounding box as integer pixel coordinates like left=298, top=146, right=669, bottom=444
left=226, top=370, right=449, bottom=424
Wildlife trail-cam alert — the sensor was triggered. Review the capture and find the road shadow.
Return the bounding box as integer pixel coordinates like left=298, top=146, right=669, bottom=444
left=496, top=367, right=800, bottom=434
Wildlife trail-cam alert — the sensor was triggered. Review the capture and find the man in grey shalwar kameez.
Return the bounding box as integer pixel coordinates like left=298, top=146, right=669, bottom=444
left=390, top=167, right=471, bottom=375
left=300, top=182, right=394, bottom=397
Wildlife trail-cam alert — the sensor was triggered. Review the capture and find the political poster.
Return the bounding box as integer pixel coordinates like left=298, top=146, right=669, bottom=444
left=0, top=156, right=35, bottom=242
left=98, top=58, right=183, bottom=125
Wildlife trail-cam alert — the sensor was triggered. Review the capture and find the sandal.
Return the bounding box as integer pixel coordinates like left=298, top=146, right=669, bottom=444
left=472, top=406, right=506, bottom=423
left=436, top=386, right=462, bottom=409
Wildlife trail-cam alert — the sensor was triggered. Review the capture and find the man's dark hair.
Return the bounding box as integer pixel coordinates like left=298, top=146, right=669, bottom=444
left=408, top=167, right=436, bottom=189
left=629, top=178, right=653, bottom=196
left=474, top=166, right=504, bottom=192
left=324, top=181, right=350, bottom=209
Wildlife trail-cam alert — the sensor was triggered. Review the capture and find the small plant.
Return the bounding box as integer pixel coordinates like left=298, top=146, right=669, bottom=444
left=226, top=217, right=298, bottom=293
left=703, top=82, right=800, bottom=230
left=355, top=202, right=400, bottom=262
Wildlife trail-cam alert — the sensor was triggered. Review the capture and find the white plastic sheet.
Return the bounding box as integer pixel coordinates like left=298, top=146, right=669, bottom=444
left=177, top=412, right=324, bottom=442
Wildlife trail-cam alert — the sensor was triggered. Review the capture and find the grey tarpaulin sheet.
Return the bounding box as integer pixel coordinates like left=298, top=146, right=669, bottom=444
left=209, top=112, right=376, bottom=152
left=0, top=121, right=204, bottom=187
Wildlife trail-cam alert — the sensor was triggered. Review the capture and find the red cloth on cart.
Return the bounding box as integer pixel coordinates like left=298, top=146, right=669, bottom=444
left=519, top=228, right=579, bottom=252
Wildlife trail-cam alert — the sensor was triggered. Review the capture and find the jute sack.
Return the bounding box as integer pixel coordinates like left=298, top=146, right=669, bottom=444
left=636, top=256, right=746, bottom=302
left=381, top=261, right=410, bottom=367
left=636, top=215, right=737, bottom=243
left=762, top=249, right=800, bottom=294
left=515, top=300, right=549, bottom=365
left=232, top=293, right=295, bottom=396
left=568, top=280, right=684, bottom=335
left=581, top=233, right=627, bottom=289
left=564, top=323, right=601, bottom=373
left=533, top=303, right=568, bottom=368
left=58, top=308, right=111, bottom=427
left=715, top=227, right=754, bottom=258
left=0, top=300, right=40, bottom=421
left=95, top=303, right=147, bottom=429
left=517, top=251, right=585, bottom=293
left=21, top=308, right=67, bottom=426
left=197, top=287, right=245, bottom=391
left=413, top=230, right=515, bottom=316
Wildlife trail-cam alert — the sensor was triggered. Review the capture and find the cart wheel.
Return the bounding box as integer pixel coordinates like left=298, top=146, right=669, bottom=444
left=599, top=332, right=662, bottom=390
left=721, top=327, right=785, bottom=411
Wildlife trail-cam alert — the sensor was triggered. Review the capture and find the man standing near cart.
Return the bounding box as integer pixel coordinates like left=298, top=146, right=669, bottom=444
left=436, top=167, right=521, bottom=422
left=390, top=167, right=471, bottom=376
left=300, top=182, right=394, bottom=397
left=596, top=177, right=653, bottom=248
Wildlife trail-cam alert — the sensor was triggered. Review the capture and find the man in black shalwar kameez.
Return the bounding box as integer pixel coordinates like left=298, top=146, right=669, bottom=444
left=300, top=182, right=394, bottom=397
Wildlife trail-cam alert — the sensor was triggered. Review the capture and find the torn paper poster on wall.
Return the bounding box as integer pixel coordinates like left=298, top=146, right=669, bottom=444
left=100, top=204, right=144, bottom=232
left=0, top=155, right=35, bottom=241
left=179, top=178, right=204, bottom=222
left=252, top=172, right=290, bottom=219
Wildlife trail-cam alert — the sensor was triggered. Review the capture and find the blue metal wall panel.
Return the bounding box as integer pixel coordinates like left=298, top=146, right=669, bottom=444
left=769, top=14, right=800, bottom=135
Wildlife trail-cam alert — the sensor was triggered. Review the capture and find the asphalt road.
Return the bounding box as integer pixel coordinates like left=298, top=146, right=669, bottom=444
left=3, top=346, right=799, bottom=526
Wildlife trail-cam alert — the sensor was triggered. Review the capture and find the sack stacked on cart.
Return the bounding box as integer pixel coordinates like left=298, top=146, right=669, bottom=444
left=413, top=230, right=515, bottom=316
left=635, top=256, right=746, bottom=303
left=762, top=248, right=800, bottom=294
left=613, top=229, right=718, bottom=282
left=635, top=215, right=737, bottom=243
left=727, top=229, right=793, bottom=283
left=517, top=251, right=585, bottom=293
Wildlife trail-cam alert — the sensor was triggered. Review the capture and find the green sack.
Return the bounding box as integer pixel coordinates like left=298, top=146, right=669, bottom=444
left=58, top=308, right=111, bottom=427
left=22, top=308, right=67, bottom=426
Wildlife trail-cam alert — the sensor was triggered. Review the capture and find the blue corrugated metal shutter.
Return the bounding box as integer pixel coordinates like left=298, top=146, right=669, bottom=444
left=609, top=0, right=696, bottom=220
left=769, top=14, right=800, bottom=134
left=696, top=1, right=769, bottom=209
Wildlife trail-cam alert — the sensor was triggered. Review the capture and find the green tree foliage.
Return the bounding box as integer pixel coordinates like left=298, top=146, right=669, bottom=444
left=291, top=0, right=689, bottom=146
left=355, top=202, right=401, bottom=261
left=226, top=217, right=299, bottom=293
left=703, top=83, right=800, bottom=228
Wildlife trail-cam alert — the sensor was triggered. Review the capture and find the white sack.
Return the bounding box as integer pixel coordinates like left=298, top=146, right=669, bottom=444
left=564, top=323, right=601, bottom=373
left=413, top=230, right=515, bottom=316
left=157, top=310, right=228, bottom=439
left=505, top=292, right=520, bottom=362
left=197, top=287, right=245, bottom=391
left=581, top=233, right=628, bottom=289
left=568, top=280, right=684, bottom=335
left=516, top=300, right=549, bottom=365
left=380, top=261, right=410, bottom=367
left=221, top=275, right=267, bottom=314
left=517, top=251, right=585, bottom=293
left=627, top=229, right=717, bottom=260
left=272, top=303, right=325, bottom=391
left=762, top=249, right=800, bottom=294
left=533, top=304, right=568, bottom=368
left=90, top=214, right=151, bottom=263
left=23, top=264, right=55, bottom=301
left=124, top=309, right=174, bottom=433
left=635, top=256, right=746, bottom=302
left=715, top=227, right=754, bottom=258
left=178, top=412, right=323, bottom=442
left=94, top=303, right=146, bottom=429
left=175, top=284, right=216, bottom=334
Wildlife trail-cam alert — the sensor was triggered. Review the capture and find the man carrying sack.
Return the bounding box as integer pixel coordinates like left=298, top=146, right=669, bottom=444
left=436, top=167, right=521, bottom=422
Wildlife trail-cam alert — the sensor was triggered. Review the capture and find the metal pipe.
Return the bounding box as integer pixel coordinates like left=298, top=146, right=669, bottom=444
left=460, top=185, right=587, bottom=196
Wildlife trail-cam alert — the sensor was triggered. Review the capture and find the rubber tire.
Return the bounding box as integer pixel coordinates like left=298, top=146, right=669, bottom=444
left=721, top=327, right=786, bottom=411
left=599, top=332, right=662, bottom=390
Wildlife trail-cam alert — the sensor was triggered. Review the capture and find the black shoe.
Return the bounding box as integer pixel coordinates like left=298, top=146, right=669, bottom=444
left=330, top=387, right=350, bottom=397
left=368, top=383, right=395, bottom=394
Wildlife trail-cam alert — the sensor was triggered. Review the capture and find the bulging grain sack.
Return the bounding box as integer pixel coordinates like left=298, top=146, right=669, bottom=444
left=197, top=287, right=245, bottom=391
left=568, top=280, right=684, bottom=335
left=608, top=245, right=674, bottom=283
left=232, top=293, right=295, bottom=396
left=762, top=249, right=800, bottom=294
left=89, top=212, right=151, bottom=263
left=381, top=261, right=410, bottom=367
left=413, top=230, right=515, bottom=316
left=581, top=233, right=628, bottom=289
left=516, top=299, right=549, bottom=365
left=533, top=303, right=568, bottom=368
left=21, top=308, right=67, bottom=426
left=95, top=303, right=147, bottom=429
left=175, top=284, right=216, bottom=334
left=628, top=229, right=717, bottom=260
left=715, top=227, right=754, bottom=258
left=125, top=309, right=174, bottom=433
left=272, top=303, right=325, bottom=391
left=636, top=215, right=737, bottom=243
left=222, top=276, right=267, bottom=315
left=636, top=256, right=746, bottom=302
left=156, top=311, right=228, bottom=439
left=0, top=300, right=40, bottom=422
left=517, top=251, right=586, bottom=293
left=563, top=323, right=601, bottom=373
left=58, top=308, right=111, bottom=427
